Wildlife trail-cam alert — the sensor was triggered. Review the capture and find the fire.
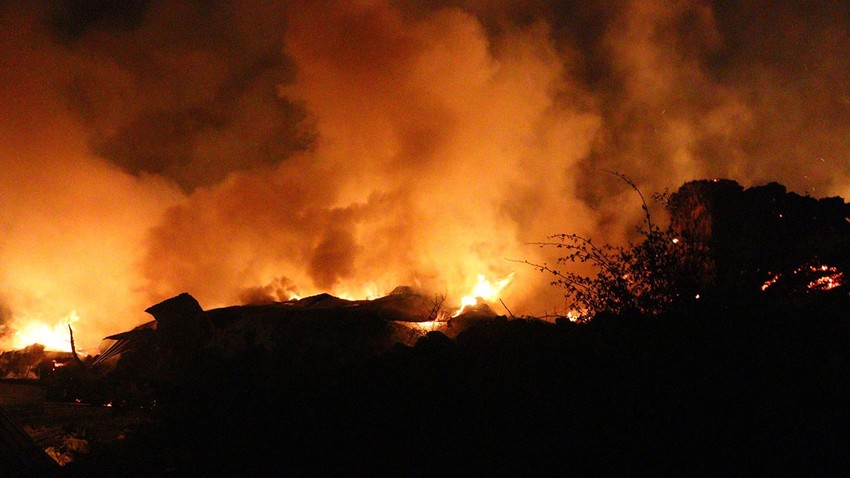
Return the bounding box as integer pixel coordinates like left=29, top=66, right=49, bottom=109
left=414, top=321, right=444, bottom=332
left=566, top=310, right=582, bottom=323
left=761, top=273, right=780, bottom=291
left=808, top=274, right=843, bottom=291
left=454, top=273, right=514, bottom=316
left=760, top=265, right=846, bottom=293
left=8, top=310, right=80, bottom=352
left=335, top=283, right=382, bottom=301
left=807, top=265, right=844, bottom=291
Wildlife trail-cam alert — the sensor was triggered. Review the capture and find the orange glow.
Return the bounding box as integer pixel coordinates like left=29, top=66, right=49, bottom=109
left=1, top=2, right=849, bottom=352
left=761, top=266, right=846, bottom=293
left=6, top=310, right=80, bottom=352
left=336, top=284, right=382, bottom=301
left=807, top=269, right=844, bottom=291
left=761, top=273, right=780, bottom=291
left=566, top=310, right=582, bottom=322
left=454, top=273, right=514, bottom=316
left=414, top=321, right=445, bottom=332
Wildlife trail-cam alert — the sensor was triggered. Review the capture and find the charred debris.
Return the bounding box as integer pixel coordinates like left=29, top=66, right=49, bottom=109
left=3, top=286, right=501, bottom=402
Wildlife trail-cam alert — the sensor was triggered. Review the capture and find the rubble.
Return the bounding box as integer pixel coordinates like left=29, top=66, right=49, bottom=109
left=0, top=405, right=62, bottom=476
left=0, top=344, right=74, bottom=380
left=98, top=287, right=500, bottom=364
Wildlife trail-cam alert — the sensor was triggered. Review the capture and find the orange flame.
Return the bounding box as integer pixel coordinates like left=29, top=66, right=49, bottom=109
left=807, top=270, right=844, bottom=291
left=7, top=310, right=80, bottom=352
left=761, top=273, right=780, bottom=291
left=454, top=273, right=514, bottom=316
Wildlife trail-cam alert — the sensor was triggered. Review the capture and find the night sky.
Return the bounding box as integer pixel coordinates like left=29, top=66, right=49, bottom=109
left=1, top=0, right=848, bottom=349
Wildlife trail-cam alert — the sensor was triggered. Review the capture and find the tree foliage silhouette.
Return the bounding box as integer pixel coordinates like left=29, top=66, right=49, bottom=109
left=519, top=172, right=701, bottom=321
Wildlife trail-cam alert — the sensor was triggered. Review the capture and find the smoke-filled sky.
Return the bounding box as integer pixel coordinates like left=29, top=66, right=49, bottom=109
left=1, top=0, right=848, bottom=350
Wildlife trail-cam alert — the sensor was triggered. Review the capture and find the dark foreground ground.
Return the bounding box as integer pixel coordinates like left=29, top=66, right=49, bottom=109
left=58, top=292, right=850, bottom=477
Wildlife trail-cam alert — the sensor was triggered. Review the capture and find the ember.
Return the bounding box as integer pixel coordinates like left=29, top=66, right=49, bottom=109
left=807, top=269, right=845, bottom=291
left=761, top=274, right=780, bottom=291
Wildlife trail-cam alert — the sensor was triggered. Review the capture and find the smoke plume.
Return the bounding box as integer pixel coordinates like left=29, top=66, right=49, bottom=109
left=1, top=0, right=848, bottom=349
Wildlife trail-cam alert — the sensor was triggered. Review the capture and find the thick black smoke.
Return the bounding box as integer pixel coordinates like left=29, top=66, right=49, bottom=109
left=41, top=0, right=850, bottom=199
left=49, top=0, right=314, bottom=191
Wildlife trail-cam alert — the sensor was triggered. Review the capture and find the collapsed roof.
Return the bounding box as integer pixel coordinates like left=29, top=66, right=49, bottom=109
left=98, top=287, right=500, bottom=364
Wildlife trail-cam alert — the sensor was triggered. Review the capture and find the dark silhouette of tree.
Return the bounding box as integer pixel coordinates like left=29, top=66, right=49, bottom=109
left=518, top=172, right=702, bottom=320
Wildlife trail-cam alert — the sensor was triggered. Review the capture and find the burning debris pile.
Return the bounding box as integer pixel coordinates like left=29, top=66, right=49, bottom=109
left=0, top=287, right=505, bottom=472
left=668, top=179, right=850, bottom=297
left=102, top=286, right=502, bottom=363
left=0, top=345, right=75, bottom=380
left=89, top=287, right=504, bottom=408
left=0, top=281, right=508, bottom=398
